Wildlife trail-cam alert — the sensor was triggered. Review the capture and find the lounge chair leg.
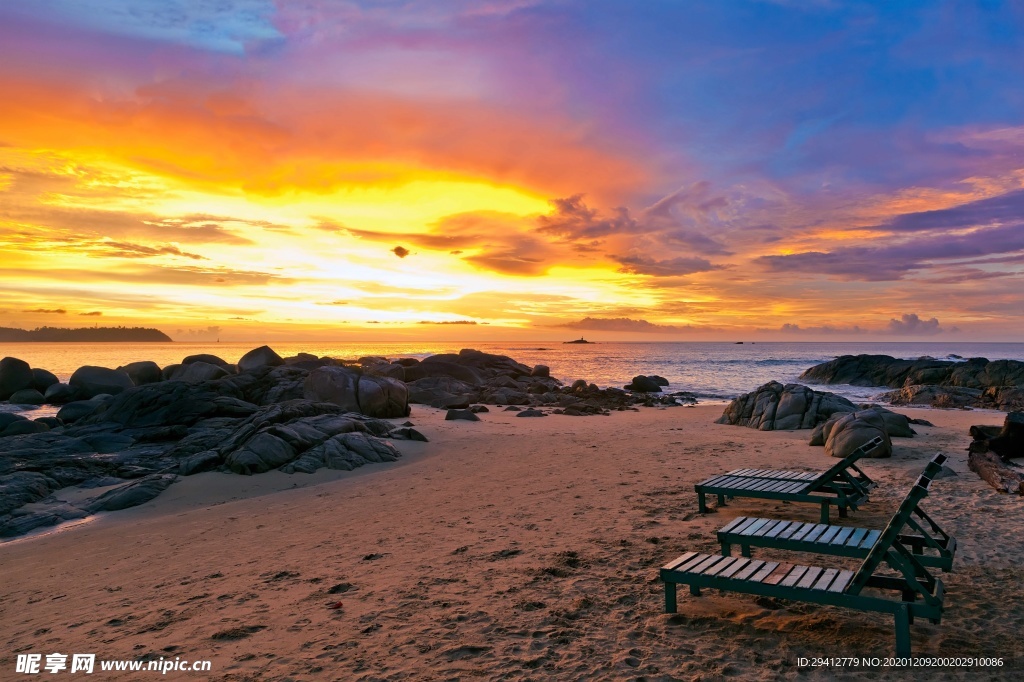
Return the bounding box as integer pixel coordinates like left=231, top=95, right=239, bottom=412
left=838, top=505, right=848, bottom=518
left=721, top=542, right=731, bottom=556
left=895, top=605, right=911, bottom=657
left=665, top=583, right=677, bottom=613
left=741, top=545, right=751, bottom=558
left=717, top=494, right=726, bottom=506
left=698, top=493, right=707, bottom=513
left=902, top=591, right=916, bottom=624
left=689, top=585, right=701, bottom=597
left=819, top=502, right=829, bottom=524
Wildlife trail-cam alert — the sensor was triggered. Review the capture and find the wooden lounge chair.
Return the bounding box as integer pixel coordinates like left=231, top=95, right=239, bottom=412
left=661, top=470, right=945, bottom=656
left=717, top=454, right=956, bottom=572
left=694, top=436, right=885, bottom=523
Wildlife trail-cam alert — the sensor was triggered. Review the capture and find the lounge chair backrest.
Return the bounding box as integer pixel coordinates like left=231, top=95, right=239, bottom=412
left=847, top=473, right=933, bottom=594
left=806, top=435, right=885, bottom=491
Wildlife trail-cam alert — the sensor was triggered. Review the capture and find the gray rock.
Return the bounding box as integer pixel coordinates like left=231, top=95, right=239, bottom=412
left=171, top=361, right=231, bottom=383
left=0, top=471, right=58, bottom=515
left=0, top=357, right=34, bottom=400
left=69, top=365, right=134, bottom=398
left=650, top=375, right=670, bottom=386
left=365, top=362, right=406, bottom=381
left=8, top=388, right=45, bottom=405
left=823, top=409, right=892, bottom=459
left=516, top=408, right=547, bottom=417
left=570, top=379, right=589, bottom=391
left=161, top=363, right=181, bottom=380
left=30, top=368, right=59, bottom=392
left=1, top=419, right=49, bottom=437
left=304, top=366, right=409, bottom=418
left=43, top=382, right=78, bottom=404
left=388, top=427, right=429, bottom=442
left=445, top=409, right=480, bottom=421
left=179, top=450, right=222, bottom=475
left=34, top=417, right=63, bottom=429
left=531, top=364, right=550, bottom=378
left=237, top=345, right=285, bottom=373
left=84, top=474, right=178, bottom=512
left=716, top=382, right=856, bottom=431
left=56, top=400, right=101, bottom=424
left=405, top=359, right=483, bottom=384
left=121, top=361, right=163, bottom=385
left=625, top=375, right=662, bottom=392
left=0, top=412, right=26, bottom=429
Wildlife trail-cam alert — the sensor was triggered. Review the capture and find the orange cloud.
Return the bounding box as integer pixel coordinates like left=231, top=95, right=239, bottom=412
left=0, top=73, right=647, bottom=203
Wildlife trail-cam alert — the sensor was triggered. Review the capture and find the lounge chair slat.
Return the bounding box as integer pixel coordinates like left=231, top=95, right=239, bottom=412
left=719, top=557, right=751, bottom=578
left=719, top=516, right=749, bottom=534
left=675, top=553, right=711, bottom=573
left=662, top=552, right=699, bottom=571
left=832, top=527, right=854, bottom=545
left=812, top=568, right=839, bottom=591
left=761, top=563, right=796, bottom=585
left=860, top=529, right=882, bottom=549
left=704, top=556, right=742, bottom=577
left=779, top=565, right=809, bottom=588
left=828, top=569, right=855, bottom=593
left=732, top=559, right=765, bottom=581
left=777, top=522, right=805, bottom=539
left=749, top=561, right=780, bottom=583
left=753, top=520, right=783, bottom=537
left=818, top=526, right=842, bottom=544
left=846, top=528, right=868, bottom=547
left=802, top=524, right=830, bottom=543
left=691, top=555, right=729, bottom=575
left=788, top=523, right=817, bottom=541
left=796, top=567, right=824, bottom=589
left=764, top=521, right=793, bottom=538
left=741, top=518, right=772, bottom=536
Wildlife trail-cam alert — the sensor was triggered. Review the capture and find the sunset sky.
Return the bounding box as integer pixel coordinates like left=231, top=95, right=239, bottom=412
left=2, top=1, right=1023, bottom=341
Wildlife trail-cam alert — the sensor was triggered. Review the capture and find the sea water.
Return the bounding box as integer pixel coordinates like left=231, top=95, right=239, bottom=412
left=3, top=341, right=1024, bottom=418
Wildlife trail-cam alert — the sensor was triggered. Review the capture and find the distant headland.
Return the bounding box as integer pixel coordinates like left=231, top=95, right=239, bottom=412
left=0, top=326, right=172, bottom=342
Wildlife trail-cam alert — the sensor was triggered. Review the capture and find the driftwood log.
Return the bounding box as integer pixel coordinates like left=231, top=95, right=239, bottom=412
left=968, top=412, right=1024, bottom=494
left=968, top=449, right=1024, bottom=495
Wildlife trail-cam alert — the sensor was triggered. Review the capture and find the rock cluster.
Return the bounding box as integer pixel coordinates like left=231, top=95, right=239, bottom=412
left=715, top=382, right=858, bottom=430
left=1, top=346, right=697, bottom=538
left=716, top=382, right=914, bottom=459
left=801, top=354, right=1024, bottom=410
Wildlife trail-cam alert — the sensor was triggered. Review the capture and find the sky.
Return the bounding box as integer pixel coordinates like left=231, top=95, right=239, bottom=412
left=2, top=0, right=1023, bottom=342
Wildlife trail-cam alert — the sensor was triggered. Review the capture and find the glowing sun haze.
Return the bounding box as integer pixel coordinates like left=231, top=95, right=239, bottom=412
left=2, top=0, right=1023, bottom=341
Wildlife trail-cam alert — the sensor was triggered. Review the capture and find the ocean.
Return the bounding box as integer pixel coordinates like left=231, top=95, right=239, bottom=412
left=4, top=341, right=1024, bottom=420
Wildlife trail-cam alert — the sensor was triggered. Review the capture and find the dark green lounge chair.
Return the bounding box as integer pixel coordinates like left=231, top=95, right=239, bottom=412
left=694, top=436, right=885, bottom=523
left=717, top=454, right=956, bottom=572
left=661, top=470, right=945, bottom=656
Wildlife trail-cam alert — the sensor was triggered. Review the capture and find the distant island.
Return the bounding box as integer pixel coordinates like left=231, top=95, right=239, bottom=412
left=563, top=336, right=594, bottom=344
left=0, top=326, right=172, bottom=342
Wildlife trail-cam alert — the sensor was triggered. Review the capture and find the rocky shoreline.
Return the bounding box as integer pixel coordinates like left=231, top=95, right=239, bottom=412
left=0, top=347, right=695, bottom=539
left=800, top=353, right=1024, bottom=411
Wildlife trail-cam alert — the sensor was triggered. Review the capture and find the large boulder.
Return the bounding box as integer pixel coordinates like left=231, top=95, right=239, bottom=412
left=181, top=353, right=232, bottom=370
left=303, top=366, right=409, bottom=418
left=716, top=382, right=856, bottom=430
left=1, top=419, right=50, bottom=437
left=170, top=361, right=231, bottom=383
left=237, top=345, right=285, bottom=373
left=43, top=382, right=78, bottom=404
left=406, top=377, right=479, bottom=409
left=69, top=365, right=134, bottom=398
left=121, top=361, right=163, bottom=386
left=57, top=400, right=102, bottom=424
left=0, top=357, right=34, bottom=400
left=405, top=359, right=483, bottom=385
left=84, top=474, right=178, bottom=512
left=822, top=409, right=893, bottom=459
left=8, top=388, right=45, bottom=405
left=30, top=368, right=59, bottom=393
left=625, top=375, right=662, bottom=393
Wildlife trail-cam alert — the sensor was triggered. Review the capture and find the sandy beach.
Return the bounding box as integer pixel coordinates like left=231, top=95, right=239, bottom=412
left=2, top=404, right=1021, bottom=680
